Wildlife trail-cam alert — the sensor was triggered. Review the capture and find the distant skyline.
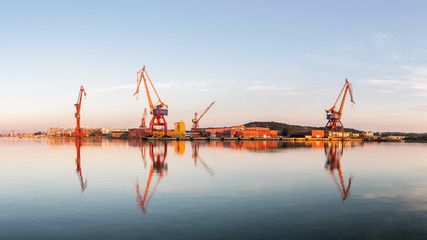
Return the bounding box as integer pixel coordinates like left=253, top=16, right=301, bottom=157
left=1, top=0, right=427, bottom=133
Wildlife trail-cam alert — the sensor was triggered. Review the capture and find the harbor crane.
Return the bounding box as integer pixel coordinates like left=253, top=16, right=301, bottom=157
left=134, top=66, right=168, bottom=136
left=191, top=101, right=215, bottom=135
left=325, top=79, right=355, bottom=137
left=324, top=142, right=352, bottom=201
left=72, top=86, right=87, bottom=137
left=140, top=108, right=148, bottom=129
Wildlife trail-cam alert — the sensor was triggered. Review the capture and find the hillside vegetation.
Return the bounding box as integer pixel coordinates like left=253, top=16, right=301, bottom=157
left=244, top=121, right=362, bottom=136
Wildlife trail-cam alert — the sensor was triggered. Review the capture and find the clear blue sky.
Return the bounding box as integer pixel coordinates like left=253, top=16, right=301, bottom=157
left=1, top=0, right=427, bottom=133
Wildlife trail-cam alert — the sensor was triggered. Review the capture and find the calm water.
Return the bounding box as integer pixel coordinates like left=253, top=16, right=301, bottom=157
left=1, top=138, right=427, bottom=239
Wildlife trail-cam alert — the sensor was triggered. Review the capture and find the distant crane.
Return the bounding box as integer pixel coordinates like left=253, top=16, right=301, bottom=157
left=134, top=66, right=168, bottom=136
left=72, top=86, right=87, bottom=137
left=325, top=79, right=355, bottom=137
left=191, top=101, right=215, bottom=135
left=140, top=108, right=148, bottom=129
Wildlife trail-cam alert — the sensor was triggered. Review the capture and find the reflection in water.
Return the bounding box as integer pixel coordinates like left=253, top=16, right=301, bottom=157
left=205, top=140, right=279, bottom=152
left=74, top=139, right=87, bottom=191
left=174, top=141, right=185, bottom=156
left=4, top=138, right=427, bottom=239
left=136, top=142, right=168, bottom=214
left=191, top=142, right=214, bottom=176
left=324, top=141, right=352, bottom=201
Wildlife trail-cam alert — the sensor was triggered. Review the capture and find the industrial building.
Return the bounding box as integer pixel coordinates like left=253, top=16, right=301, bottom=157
left=290, top=130, right=325, bottom=138
left=205, top=126, right=278, bottom=138
left=129, top=121, right=185, bottom=137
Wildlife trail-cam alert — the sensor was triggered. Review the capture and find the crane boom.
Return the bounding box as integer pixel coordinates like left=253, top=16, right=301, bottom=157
left=134, top=66, right=168, bottom=113
left=326, top=79, right=355, bottom=116
left=196, top=101, right=215, bottom=123
left=135, top=66, right=154, bottom=112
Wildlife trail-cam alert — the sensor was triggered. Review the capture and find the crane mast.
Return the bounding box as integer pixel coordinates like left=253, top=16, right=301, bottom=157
left=192, top=101, right=215, bottom=133
left=72, top=86, right=87, bottom=137
left=134, top=66, right=168, bottom=136
left=325, top=79, right=355, bottom=137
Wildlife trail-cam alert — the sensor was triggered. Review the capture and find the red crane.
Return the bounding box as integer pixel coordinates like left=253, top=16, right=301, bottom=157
left=192, top=101, right=215, bottom=134
left=140, top=108, right=147, bottom=129
left=72, top=86, right=87, bottom=137
left=325, top=79, right=355, bottom=137
left=134, top=66, right=168, bottom=136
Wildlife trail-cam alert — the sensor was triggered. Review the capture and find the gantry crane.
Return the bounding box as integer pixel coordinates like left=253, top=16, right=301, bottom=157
left=136, top=142, right=168, bottom=214
left=325, top=79, right=355, bottom=137
left=324, top=141, right=352, bottom=201
left=72, top=86, right=87, bottom=137
left=134, top=66, right=169, bottom=136
left=191, top=101, right=215, bottom=135
left=74, top=139, right=87, bottom=191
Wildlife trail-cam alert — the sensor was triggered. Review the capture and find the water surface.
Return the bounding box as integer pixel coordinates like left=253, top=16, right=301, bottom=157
left=1, top=138, right=427, bottom=239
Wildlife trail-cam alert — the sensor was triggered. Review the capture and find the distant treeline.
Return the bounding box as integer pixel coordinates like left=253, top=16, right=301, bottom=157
left=244, top=121, right=363, bottom=136
left=404, top=134, right=427, bottom=142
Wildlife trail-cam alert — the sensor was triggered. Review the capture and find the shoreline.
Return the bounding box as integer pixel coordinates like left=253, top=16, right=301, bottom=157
left=5, top=136, right=405, bottom=142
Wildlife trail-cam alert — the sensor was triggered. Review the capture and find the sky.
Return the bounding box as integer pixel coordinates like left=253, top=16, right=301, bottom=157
left=1, top=0, right=427, bottom=133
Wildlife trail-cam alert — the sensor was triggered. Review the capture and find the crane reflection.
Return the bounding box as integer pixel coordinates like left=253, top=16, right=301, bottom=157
left=324, top=141, right=352, bottom=201
left=136, top=141, right=168, bottom=214
left=191, top=142, right=214, bottom=176
left=74, top=139, right=87, bottom=191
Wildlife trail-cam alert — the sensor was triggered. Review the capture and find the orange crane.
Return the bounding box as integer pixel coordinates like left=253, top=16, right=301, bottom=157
left=72, top=86, right=87, bottom=137
left=136, top=142, right=168, bottom=214
left=74, top=139, right=87, bottom=191
left=192, top=101, right=215, bottom=134
left=325, top=79, right=355, bottom=137
left=140, top=108, right=148, bottom=129
left=324, top=142, right=352, bottom=201
left=134, top=66, right=168, bottom=136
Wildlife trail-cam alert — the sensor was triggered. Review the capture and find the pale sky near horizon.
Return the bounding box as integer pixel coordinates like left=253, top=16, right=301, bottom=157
left=1, top=0, right=427, bottom=133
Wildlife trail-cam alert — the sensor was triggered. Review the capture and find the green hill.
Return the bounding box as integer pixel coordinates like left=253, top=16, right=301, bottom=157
left=244, top=121, right=363, bottom=136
